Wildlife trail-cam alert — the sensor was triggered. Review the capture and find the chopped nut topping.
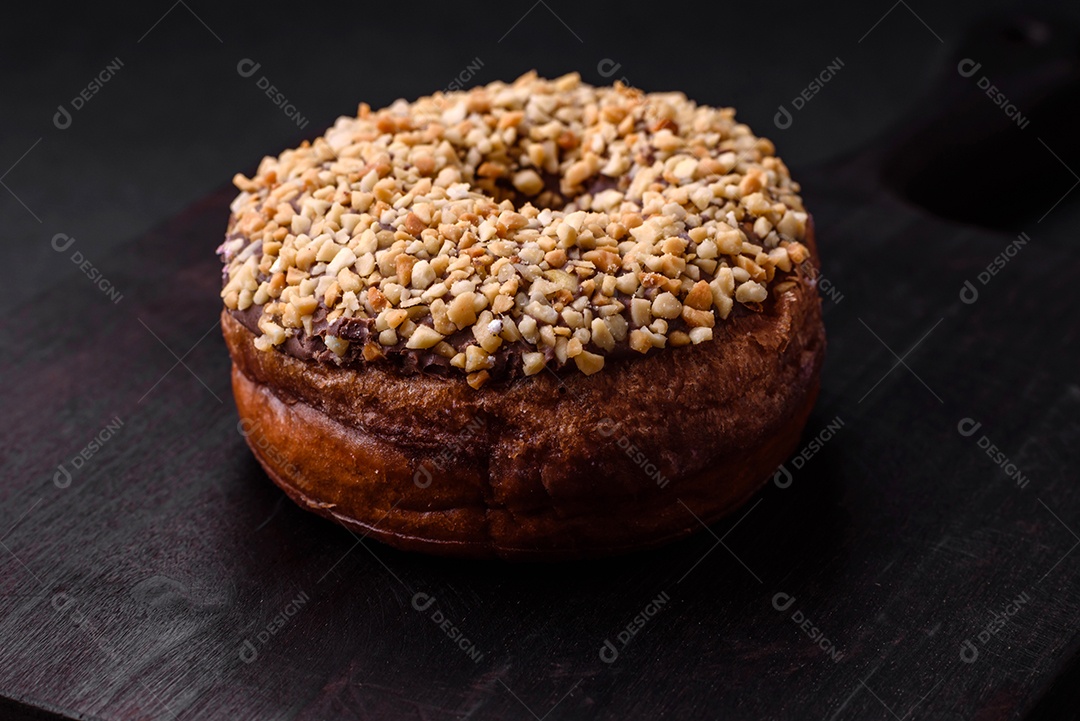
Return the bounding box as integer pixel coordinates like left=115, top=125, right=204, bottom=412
left=574, top=350, right=605, bottom=375
left=651, top=292, right=682, bottom=320
left=735, top=280, right=768, bottom=304
left=220, top=72, right=812, bottom=386
left=405, top=325, right=445, bottom=349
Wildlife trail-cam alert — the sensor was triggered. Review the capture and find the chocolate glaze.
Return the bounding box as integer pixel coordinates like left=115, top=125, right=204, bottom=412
left=228, top=303, right=562, bottom=383
left=227, top=279, right=766, bottom=385
left=223, top=184, right=789, bottom=384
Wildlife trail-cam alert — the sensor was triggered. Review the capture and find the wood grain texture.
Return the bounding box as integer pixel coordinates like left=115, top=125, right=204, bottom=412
left=2, top=51, right=1080, bottom=721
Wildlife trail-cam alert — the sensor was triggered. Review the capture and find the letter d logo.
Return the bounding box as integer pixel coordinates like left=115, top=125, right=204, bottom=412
left=597, top=59, right=622, bottom=79
left=959, top=280, right=979, bottom=305
left=237, top=58, right=261, bottom=78
left=236, top=418, right=258, bottom=437
left=957, top=58, right=981, bottom=78
left=51, top=233, right=76, bottom=253
left=957, top=418, right=982, bottom=438
left=597, top=417, right=616, bottom=438
left=959, top=639, right=979, bottom=663
left=54, top=464, right=72, bottom=489
left=239, top=639, right=258, bottom=664
left=599, top=639, right=619, bottom=664
left=51, top=592, right=75, bottom=613
left=772, top=592, right=796, bottom=612
left=774, top=105, right=793, bottom=130
left=413, top=465, right=433, bottom=489
left=412, top=592, right=436, bottom=612
left=53, top=104, right=72, bottom=130
left=773, top=464, right=793, bottom=489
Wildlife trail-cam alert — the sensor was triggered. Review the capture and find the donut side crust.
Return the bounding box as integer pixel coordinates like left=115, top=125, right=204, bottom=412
left=224, top=232, right=825, bottom=559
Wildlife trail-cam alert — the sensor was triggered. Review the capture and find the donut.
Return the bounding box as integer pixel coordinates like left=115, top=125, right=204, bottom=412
left=219, top=71, right=825, bottom=560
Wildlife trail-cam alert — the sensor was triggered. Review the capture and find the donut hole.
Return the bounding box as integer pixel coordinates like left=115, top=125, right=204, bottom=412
left=472, top=173, right=625, bottom=213
left=456, top=139, right=630, bottom=214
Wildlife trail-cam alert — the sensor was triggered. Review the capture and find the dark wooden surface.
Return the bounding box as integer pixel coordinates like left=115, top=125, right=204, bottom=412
left=2, top=33, right=1080, bottom=721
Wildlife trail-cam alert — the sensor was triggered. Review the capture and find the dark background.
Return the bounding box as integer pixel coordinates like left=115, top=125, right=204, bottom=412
left=2, top=1, right=1079, bottom=719
left=5, top=0, right=1076, bottom=297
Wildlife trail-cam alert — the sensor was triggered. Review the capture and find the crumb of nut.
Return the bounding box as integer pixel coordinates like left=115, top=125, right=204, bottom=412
left=406, top=325, right=445, bottom=349
left=384, top=308, right=408, bottom=328
left=403, top=213, right=425, bottom=237
left=512, top=169, right=544, bottom=196
left=396, top=255, right=416, bottom=286
left=465, top=345, right=492, bottom=372
left=715, top=228, right=743, bottom=255
left=564, top=158, right=595, bottom=189
left=323, top=280, right=341, bottom=308
left=522, top=352, right=546, bottom=376
left=738, top=167, right=765, bottom=195
left=540, top=325, right=557, bottom=349
left=689, top=327, right=713, bottom=344
left=669, top=330, right=691, bottom=347
left=434, top=341, right=457, bottom=358
left=768, top=247, right=792, bottom=273
left=258, top=318, right=286, bottom=345
left=338, top=268, right=361, bottom=293
left=786, top=242, right=809, bottom=265
left=776, top=211, right=805, bottom=240
left=545, top=248, right=568, bottom=268
left=583, top=249, right=620, bottom=273
left=467, top=370, right=490, bottom=389
left=430, top=298, right=457, bottom=335
left=477, top=161, right=506, bottom=179
left=286, top=266, right=307, bottom=286
left=630, top=298, right=652, bottom=327
left=682, top=306, right=715, bottom=328
left=220, top=73, right=813, bottom=388
left=735, top=280, right=768, bottom=304
left=639, top=272, right=667, bottom=289
left=518, top=315, right=539, bottom=343
left=448, top=292, right=478, bottom=328
left=590, top=317, right=615, bottom=351
left=714, top=293, right=734, bottom=319
left=574, top=350, right=605, bottom=375
left=492, top=294, right=515, bottom=314
left=684, top=280, right=713, bottom=310
left=368, top=287, right=389, bottom=312
left=413, top=154, right=435, bottom=176
left=324, top=335, right=349, bottom=357
left=629, top=329, right=653, bottom=354
left=411, top=260, right=436, bottom=289
left=473, top=317, right=503, bottom=353
left=651, top=292, right=682, bottom=320
left=281, top=303, right=301, bottom=329
left=499, top=318, right=521, bottom=342
left=736, top=256, right=766, bottom=283
left=554, top=336, right=570, bottom=364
